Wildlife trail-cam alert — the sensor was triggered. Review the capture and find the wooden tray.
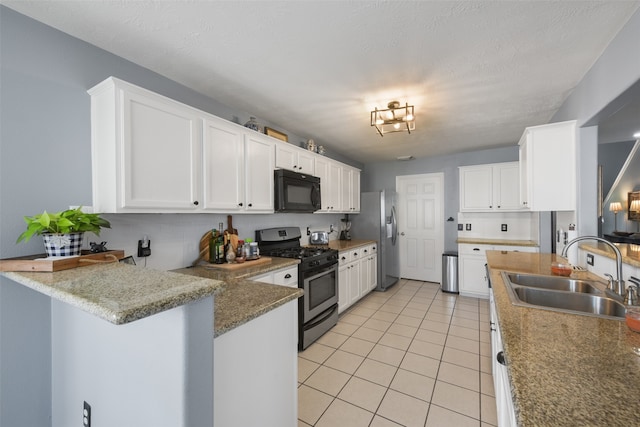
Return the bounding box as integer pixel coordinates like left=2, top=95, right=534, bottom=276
left=201, top=256, right=272, bottom=271
left=0, top=250, right=125, bottom=272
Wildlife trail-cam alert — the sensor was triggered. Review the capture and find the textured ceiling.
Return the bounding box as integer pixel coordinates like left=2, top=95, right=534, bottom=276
left=3, top=0, right=639, bottom=163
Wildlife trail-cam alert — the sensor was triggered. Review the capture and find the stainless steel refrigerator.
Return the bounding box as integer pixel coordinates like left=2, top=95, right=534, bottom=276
left=351, top=190, right=400, bottom=291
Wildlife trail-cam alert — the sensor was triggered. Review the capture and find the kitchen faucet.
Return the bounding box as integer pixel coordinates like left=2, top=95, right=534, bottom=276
left=561, top=236, right=625, bottom=299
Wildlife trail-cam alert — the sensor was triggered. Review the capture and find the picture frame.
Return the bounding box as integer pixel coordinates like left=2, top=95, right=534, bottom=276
left=265, top=127, right=288, bottom=142
left=628, top=191, right=640, bottom=221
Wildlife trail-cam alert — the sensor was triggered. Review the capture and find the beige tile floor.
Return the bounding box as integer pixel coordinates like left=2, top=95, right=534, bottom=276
left=298, top=279, right=496, bottom=427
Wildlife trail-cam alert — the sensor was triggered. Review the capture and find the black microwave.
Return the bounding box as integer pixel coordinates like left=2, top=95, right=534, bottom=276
left=274, top=169, right=321, bottom=213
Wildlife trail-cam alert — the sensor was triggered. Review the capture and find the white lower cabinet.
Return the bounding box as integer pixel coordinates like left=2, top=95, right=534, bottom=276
left=459, top=244, right=538, bottom=298
left=250, top=266, right=298, bottom=287
left=490, top=289, right=517, bottom=427
left=338, top=244, right=377, bottom=313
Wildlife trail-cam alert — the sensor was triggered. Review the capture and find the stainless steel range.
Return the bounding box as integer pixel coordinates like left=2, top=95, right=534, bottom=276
left=256, top=227, right=339, bottom=350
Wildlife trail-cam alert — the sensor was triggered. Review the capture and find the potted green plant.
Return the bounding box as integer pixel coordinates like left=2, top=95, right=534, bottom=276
left=17, top=207, right=111, bottom=256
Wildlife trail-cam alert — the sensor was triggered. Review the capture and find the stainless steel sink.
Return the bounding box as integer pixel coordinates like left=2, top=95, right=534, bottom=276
left=506, top=273, right=602, bottom=294
left=501, top=272, right=626, bottom=320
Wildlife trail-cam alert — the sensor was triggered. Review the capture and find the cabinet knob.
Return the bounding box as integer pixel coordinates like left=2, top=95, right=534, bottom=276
left=248, top=203, right=253, bottom=207
left=193, top=201, right=199, bottom=206
left=489, top=205, right=492, bottom=208
left=238, top=202, right=243, bottom=207
left=497, top=205, right=501, bottom=208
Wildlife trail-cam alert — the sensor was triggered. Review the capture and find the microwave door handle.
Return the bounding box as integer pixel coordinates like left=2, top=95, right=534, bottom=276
left=311, top=184, right=321, bottom=208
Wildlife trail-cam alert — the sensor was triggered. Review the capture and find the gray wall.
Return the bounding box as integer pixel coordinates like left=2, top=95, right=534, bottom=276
left=551, top=9, right=640, bottom=237
left=602, top=141, right=640, bottom=235
left=600, top=140, right=636, bottom=198
left=361, top=146, right=519, bottom=252
left=0, top=7, right=354, bottom=426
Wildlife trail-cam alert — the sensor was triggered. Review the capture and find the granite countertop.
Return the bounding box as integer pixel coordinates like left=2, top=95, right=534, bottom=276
left=486, top=251, right=640, bottom=426
left=579, top=242, right=640, bottom=268
left=1, top=263, right=223, bottom=325
left=328, top=239, right=376, bottom=251
left=457, top=238, right=539, bottom=247
left=174, top=257, right=303, bottom=337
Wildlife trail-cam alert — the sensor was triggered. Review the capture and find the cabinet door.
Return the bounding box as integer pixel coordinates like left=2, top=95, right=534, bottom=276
left=328, top=161, right=342, bottom=212
left=350, top=170, right=360, bottom=212
left=348, top=262, right=361, bottom=305
left=338, top=264, right=350, bottom=313
left=359, top=246, right=371, bottom=298
left=459, top=254, right=489, bottom=298
left=519, top=138, right=530, bottom=209
left=121, top=89, right=201, bottom=210
left=315, top=157, right=333, bottom=212
left=494, top=163, right=521, bottom=210
left=202, top=118, right=245, bottom=211
left=519, top=121, right=576, bottom=211
left=245, top=133, right=275, bottom=212
left=275, top=144, right=298, bottom=172
left=460, top=166, right=493, bottom=211
left=370, top=253, right=378, bottom=291
left=297, top=150, right=315, bottom=175
left=340, top=167, right=352, bottom=213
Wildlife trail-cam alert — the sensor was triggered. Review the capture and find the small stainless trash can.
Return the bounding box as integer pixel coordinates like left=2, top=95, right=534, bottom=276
left=441, top=251, right=459, bottom=294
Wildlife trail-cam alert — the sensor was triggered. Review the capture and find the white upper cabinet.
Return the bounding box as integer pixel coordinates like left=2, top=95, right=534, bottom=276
left=315, top=157, right=342, bottom=212
left=340, top=166, right=361, bottom=213
left=459, top=162, right=521, bottom=212
left=244, top=132, right=275, bottom=212
left=202, top=118, right=274, bottom=212
left=202, top=118, right=245, bottom=211
left=519, top=120, right=576, bottom=211
left=89, top=77, right=203, bottom=213
left=275, top=143, right=315, bottom=175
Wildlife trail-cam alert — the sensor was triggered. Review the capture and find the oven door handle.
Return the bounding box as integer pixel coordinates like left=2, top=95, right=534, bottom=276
left=304, top=262, right=338, bottom=282
left=304, top=304, right=338, bottom=330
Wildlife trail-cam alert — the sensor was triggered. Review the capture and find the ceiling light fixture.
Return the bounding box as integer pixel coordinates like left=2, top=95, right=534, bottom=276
left=371, top=101, right=415, bottom=137
left=633, top=131, right=640, bottom=139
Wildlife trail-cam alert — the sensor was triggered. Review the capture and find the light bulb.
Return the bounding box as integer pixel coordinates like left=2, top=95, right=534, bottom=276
left=393, top=123, right=401, bottom=130
left=405, top=113, right=414, bottom=121
left=634, top=131, right=640, bottom=139
left=376, top=118, right=384, bottom=125
left=385, top=111, right=394, bottom=120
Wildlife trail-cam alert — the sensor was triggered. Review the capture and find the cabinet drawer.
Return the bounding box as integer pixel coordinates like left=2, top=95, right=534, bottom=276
left=272, top=266, right=298, bottom=287
left=458, top=244, right=493, bottom=256
left=339, top=251, right=352, bottom=265
left=493, top=245, right=539, bottom=253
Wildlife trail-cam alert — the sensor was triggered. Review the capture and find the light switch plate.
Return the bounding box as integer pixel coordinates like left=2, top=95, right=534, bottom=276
left=587, top=253, right=594, bottom=266
left=501, top=224, right=508, bottom=232
left=465, top=224, right=472, bottom=231
left=457, top=224, right=463, bottom=231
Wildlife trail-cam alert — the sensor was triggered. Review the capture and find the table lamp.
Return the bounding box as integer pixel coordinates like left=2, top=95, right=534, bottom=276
left=609, top=202, right=622, bottom=232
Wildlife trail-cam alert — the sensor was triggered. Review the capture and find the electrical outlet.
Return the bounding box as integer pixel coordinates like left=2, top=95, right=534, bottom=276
left=83, top=401, right=91, bottom=427
left=138, top=236, right=151, bottom=257
left=457, top=224, right=463, bottom=231
left=501, top=224, right=508, bottom=232
left=587, top=254, right=594, bottom=266
left=465, top=223, right=472, bottom=231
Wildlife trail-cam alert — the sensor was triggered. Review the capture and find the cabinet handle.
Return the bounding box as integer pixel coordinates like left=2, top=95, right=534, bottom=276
left=284, top=274, right=292, bottom=279
left=193, top=201, right=199, bottom=206
left=248, top=203, right=253, bottom=207
left=473, top=248, right=480, bottom=251
left=497, top=351, right=507, bottom=366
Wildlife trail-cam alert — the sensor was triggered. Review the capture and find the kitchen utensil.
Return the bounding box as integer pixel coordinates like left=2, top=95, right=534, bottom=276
left=226, top=215, right=238, bottom=235
left=310, top=231, right=329, bottom=245
left=192, top=230, right=213, bottom=265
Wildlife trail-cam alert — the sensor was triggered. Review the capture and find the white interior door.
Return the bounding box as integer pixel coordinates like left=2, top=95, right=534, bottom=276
left=396, top=173, right=444, bottom=282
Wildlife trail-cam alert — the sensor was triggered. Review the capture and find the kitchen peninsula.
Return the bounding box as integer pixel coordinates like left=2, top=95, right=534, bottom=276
left=1, top=258, right=303, bottom=427
left=486, top=250, right=640, bottom=426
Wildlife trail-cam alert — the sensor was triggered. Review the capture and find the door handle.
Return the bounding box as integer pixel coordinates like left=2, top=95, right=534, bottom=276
left=400, top=232, right=405, bottom=236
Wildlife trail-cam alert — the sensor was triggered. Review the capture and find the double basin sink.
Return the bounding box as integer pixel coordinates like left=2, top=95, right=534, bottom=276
left=501, top=272, right=626, bottom=320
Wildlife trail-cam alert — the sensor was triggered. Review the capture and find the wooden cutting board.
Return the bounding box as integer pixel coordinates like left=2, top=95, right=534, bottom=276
left=202, top=256, right=272, bottom=271
left=0, top=250, right=125, bottom=272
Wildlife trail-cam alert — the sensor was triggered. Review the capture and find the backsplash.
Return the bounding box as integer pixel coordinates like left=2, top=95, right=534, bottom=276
left=91, top=213, right=346, bottom=271
left=457, top=211, right=540, bottom=241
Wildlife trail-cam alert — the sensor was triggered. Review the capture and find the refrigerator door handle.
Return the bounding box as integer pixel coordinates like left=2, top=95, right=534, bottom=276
left=391, top=206, right=398, bottom=245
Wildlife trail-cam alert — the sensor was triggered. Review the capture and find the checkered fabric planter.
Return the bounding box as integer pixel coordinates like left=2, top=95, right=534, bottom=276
left=42, top=232, right=84, bottom=257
